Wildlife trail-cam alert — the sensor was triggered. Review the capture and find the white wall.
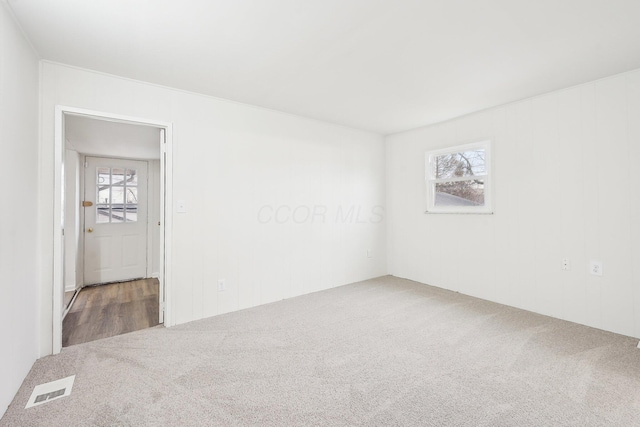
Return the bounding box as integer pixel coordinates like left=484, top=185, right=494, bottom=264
left=38, top=62, right=387, bottom=355
left=63, top=148, right=81, bottom=291
left=387, top=69, right=640, bottom=339
left=0, top=2, right=40, bottom=417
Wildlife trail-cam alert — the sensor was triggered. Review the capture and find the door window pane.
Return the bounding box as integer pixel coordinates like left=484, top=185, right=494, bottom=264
left=97, top=167, right=110, bottom=185
left=94, top=165, right=139, bottom=223
left=97, top=187, right=110, bottom=205
left=125, top=206, right=138, bottom=222
left=96, top=205, right=110, bottom=223
left=126, top=169, right=138, bottom=185
left=111, top=209, right=124, bottom=223
left=111, top=187, right=124, bottom=204
left=112, top=168, right=126, bottom=186
left=126, top=187, right=138, bottom=204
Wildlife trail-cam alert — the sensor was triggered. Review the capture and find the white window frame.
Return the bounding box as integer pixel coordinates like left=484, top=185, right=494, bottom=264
left=425, top=140, right=493, bottom=214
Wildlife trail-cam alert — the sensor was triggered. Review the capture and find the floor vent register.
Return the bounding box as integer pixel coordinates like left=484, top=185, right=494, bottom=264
left=25, top=375, right=75, bottom=408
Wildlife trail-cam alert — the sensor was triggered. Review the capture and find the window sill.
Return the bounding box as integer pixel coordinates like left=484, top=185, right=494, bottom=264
left=424, top=211, right=494, bottom=215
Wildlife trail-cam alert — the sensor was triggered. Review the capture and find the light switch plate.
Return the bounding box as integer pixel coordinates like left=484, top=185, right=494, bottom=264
left=176, top=200, right=187, bottom=213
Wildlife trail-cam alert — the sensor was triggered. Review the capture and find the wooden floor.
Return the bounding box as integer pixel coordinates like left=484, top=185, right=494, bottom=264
left=62, top=278, right=160, bottom=347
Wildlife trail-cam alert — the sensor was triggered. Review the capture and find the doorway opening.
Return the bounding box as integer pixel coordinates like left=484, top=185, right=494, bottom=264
left=53, top=106, right=173, bottom=353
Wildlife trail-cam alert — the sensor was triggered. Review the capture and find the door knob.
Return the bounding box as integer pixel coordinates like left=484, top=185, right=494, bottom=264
left=87, top=228, right=94, bottom=233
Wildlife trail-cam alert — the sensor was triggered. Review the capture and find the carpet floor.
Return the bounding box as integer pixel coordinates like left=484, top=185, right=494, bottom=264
left=3, top=275, right=640, bottom=426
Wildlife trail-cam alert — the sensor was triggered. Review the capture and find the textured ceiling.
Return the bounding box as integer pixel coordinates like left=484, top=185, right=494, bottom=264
left=9, top=0, right=640, bottom=134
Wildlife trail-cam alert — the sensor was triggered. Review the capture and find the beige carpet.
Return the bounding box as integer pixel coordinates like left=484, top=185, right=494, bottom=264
left=3, top=276, right=640, bottom=426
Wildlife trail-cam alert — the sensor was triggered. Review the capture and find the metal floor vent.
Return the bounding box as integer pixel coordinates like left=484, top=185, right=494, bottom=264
left=25, top=375, right=75, bottom=409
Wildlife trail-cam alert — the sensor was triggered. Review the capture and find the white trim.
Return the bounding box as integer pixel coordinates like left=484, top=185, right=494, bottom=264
left=430, top=174, right=488, bottom=184
left=148, top=159, right=161, bottom=280
left=159, top=127, right=172, bottom=325
left=146, top=159, right=153, bottom=279
left=77, top=157, right=85, bottom=288
left=53, top=105, right=174, bottom=354
left=424, top=140, right=493, bottom=214
left=53, top=107, right=65, bottom=354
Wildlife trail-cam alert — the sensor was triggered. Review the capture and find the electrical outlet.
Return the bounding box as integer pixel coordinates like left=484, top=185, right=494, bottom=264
left=218, top=279, right=226, bottom=291
left=561, top=258, right=570, bottom=271
left=367, top=249, right=372, bottom=258
left=590, top=260, right=603, bottom=276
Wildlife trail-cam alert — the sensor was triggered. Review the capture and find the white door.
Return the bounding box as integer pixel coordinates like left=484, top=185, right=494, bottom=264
left=83, top=156, right=149, bottom=285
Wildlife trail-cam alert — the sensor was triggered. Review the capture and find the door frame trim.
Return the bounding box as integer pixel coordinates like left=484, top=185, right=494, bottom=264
left=53, top=105, right=174, bottom=354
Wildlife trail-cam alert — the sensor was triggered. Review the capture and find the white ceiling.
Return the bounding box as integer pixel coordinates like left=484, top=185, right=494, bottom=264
left=9, top=0, right=640, bottom=134
left=65, top=114, right=161, bottom=159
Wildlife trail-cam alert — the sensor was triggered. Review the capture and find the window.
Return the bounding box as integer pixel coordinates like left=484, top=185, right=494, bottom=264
left=96, top=166, right=138, bottom=223
left=425, top=141, right=492, bottom=214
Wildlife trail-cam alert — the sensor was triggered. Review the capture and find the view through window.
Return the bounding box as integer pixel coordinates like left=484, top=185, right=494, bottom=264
left=425, top=141, right=492, bottom=213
